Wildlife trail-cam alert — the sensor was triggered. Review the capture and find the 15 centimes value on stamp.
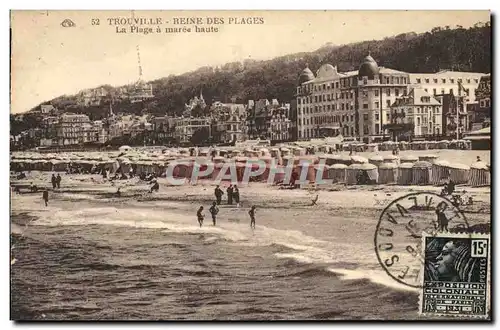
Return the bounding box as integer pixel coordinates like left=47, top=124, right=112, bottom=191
left=419, top=232, right=491, bottom=319
left=374, top=192, right=470, bottom=289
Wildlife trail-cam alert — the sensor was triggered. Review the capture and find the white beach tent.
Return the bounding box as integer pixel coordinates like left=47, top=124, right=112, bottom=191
left=119, top=145, right=132, bottom=152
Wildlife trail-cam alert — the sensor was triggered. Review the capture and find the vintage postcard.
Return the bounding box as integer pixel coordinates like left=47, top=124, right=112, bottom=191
left=10, top=10, right=491, bottom=321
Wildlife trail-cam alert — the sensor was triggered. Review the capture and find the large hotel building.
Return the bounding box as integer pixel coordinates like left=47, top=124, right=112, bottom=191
left=296, top=54, right=486, bottom=143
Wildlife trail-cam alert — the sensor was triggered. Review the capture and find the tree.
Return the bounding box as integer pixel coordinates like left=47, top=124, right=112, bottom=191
left=190, top=127, right=210, bottom=146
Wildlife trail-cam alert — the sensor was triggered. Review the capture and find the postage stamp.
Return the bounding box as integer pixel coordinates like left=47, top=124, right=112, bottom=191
left=419, top=232, right=491, bottom=318
left=374, top=192, right=470, bottom=289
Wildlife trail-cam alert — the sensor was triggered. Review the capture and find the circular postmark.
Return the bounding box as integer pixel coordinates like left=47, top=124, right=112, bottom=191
left=374, top=192, right=470, bottom=288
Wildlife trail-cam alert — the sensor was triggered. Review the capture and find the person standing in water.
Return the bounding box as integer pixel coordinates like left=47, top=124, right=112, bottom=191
left=42, top=190, right=49, bottom=207
left=249, top=205, right=256, bottom=229
left=227, top=185, right=233, bottom=205
left=197, top=206, right=205, bottom=228
left=209, top=201, right=219, bottom=226
left=233, top=185, right=240, bottom=207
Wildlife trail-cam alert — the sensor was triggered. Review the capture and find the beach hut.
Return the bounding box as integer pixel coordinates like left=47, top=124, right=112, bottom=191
left=313, top=163, right=330, bottom=184
left=328, top=163, right=347, bottom=183
left=51, top=160, right=68, bottom=172
left=369, top=155, right=384, bottom=167
left=270, top=148, right=281, bottom=158
left=366, top=143, right=379, bottom=152
left=398, top=163, right=414, bottom=185
left=431, top=160, right=451, bottom=185
left=212, top=156, right=225, bottom=164
left=350, top=155, right=369, bottom=164
left=346, top=163, right=378, bottom=185
left=412, top=161, right=433, bottom=185
left=418, top=154, right=439, bottom=164
left=293, top=147, right=306, bottom=157
left=448, top=163, right=470, bottom=185
left=378, top=163, right=398, bottom=184
left=427, top=141, right=438, bottom=150
left=399, top=141, right=409, bottom=151
left=468, top=161, right=490, bottom=187
left=280, top=147, right=291, bottom=157
left=437, top=140, right=450, bottom=150
left=119, top=145, right=132, bottom=152
left=383, top=155, right=399, bottom=164
left=400, top=154, right=419, bottom=164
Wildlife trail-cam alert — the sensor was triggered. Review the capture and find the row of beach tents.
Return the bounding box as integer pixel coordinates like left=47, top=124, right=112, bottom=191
left=10, top=151, right=490, bottom=187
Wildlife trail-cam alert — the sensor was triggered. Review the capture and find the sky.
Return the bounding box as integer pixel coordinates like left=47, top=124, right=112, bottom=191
left=10, top=10, right=490, bottom=114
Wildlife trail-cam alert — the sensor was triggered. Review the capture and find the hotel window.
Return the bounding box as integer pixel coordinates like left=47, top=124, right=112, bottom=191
left=386, top=100, right=391, bottom=107
left=416, top=78, right=421, bottom=83
left=362, top=90, right=368, bottom=98
left=441, top=88, right=445, bottom=94
left=323, top=95, right=326, bottom=101
left=375, top=124, right=380, bottom=134
left=351, top=115, right=354, bottom=122
left=417, top=117, right=421, bottom=126
left=314, top=96, right=318, bottom=102
left=327, top=105, right=331, bottom=110
left=363, top=77, right=368, bottom=85
left=434, top=79, right=438, bottom=83
left=467, top=79, right=471, bottom=83
left=395, top=77, right=399, bottom=84
left=442, top=79, right=446, bottom=83
left=465, top=89, right=470, bottom=96
left=323, top=84, right=326, bottom=90
left=335, top=82, right=339, bottom=88
left=375, top=89, right=379, bottom=97
left=375, top=114, right=379, bottom=121
left=395, top=89, right=400, bottom=96
left=424, top=89, right=428, bottom=92
left=375, top=101, right=379, bottom=109
left=458, top=79, right=462, bottom=83
left=386, top=113, right=390, bottom=121
left=363, top=103, right=368, bottom=109
left=425, top=79, right=430, bottom=83
left=433, top=88, right=437, bottom=95
left=449, top=88, right=453, bottom=94
left=386, top=89, right=391, bottom=96
left=475, top=79, right=479, bottom=83
left=363, top=126, right=369, bottom=134
left=363, top=114, right=369, bottom=121
left=450, top=79, right=455, bottom=83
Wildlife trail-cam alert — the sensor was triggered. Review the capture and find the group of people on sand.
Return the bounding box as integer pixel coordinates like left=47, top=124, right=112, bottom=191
left=214, top=184, right=240, bottom=207
left=197, top=203, right=256, bottom=229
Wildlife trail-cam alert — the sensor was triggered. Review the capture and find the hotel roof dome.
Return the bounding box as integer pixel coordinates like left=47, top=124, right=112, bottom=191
left=299, top=65, right=315, bottom=84
left=358, top=54, right=379, bottom=80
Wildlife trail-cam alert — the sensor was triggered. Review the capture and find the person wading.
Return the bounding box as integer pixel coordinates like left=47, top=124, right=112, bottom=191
left=214, top=185, right=224, bottom=205
left=209, top=202, right=219, bottom=226
left=226, top=185, right=233, bottom=205
left=197, top=206, right=205, bottom=228
left=249, top=205, right=256, bottom=229
left=42, top=190, right=49, bottom=207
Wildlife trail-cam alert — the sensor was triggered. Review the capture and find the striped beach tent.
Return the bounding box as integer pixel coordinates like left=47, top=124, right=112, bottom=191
left=431, top=160, right=451, bottom=185
left=412, top=161, right=433, bottom=185
left=468, top=161, right=490, bottom=187
left=346, top=163, right=378, bottom=185
left=448, top=163, right=471, bottom=185
left=400, top=154, right=419, bottom=164
left=398, top=163, right=414, bottom=185
left=383, top=155, right=400, bottom=164
left=418, top=154, right=439, bottom=164
left=328, top=164, right=347, bottom=183
left=369, top=155, right=384, bottom=167
left=378, top=162, right=399, bottom=184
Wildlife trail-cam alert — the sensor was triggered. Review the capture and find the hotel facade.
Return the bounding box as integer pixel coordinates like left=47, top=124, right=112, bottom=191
left=296, top=55, right=486, bottom=143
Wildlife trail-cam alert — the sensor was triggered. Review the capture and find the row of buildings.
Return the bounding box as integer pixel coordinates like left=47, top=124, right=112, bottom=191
left=14, top=92, right=296, bottom=148
left=12, top=55, right=491, bottom=148
left=296, top=54, right=491, bottom=143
